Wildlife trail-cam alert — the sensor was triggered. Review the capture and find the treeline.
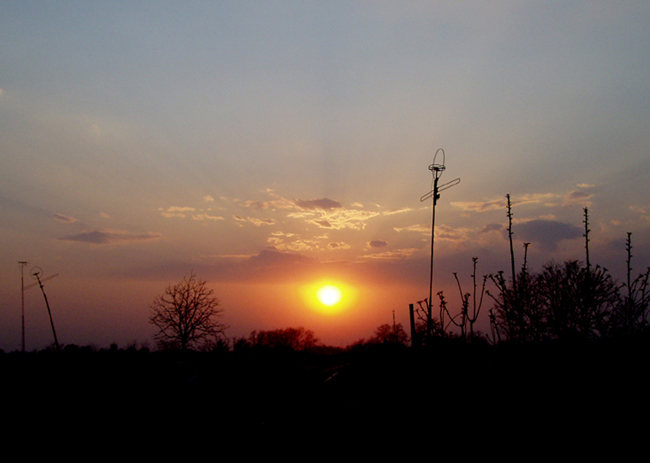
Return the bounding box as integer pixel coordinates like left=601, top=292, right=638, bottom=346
left=416, top=200, right=650, bottom=346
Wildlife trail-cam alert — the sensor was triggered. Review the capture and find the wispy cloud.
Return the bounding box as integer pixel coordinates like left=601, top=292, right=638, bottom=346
left=289, top=207, right=381, bottom=230
left=59, top=230, right=162, bottom=245
left=192, top=213, right=224, bottom=221
left=382, top=207, right=413, bottom=216
left=453, top=188, right=597, bottom=213
left=451, top=193, right=558, bottom=212
left=479, top=223, right=503, bottom=234
left=266, top=231, right=331, bottom=252
left=53, top=213, right=77, bottom=223
left=236, top=191, right=296, bottom=210
left=562, top=185, right=595, bottom=207
left=233, top=215, right=275, bottom=226
left=235, top=191, right=385, bottom=231
left=160, top=202, right=226, bottom=221
left=160, top=206, right=196, bottom=218
left=394, top=224, right=429, bottom=234
left=363, top=248, right=419, bottom=260
left=451, top=198, right=507, bottom=212
left=630, top=205, right=650, bottom=221
left=512, top=219, right=582, bottom=252
left=294, top=198, right=342, bottom=210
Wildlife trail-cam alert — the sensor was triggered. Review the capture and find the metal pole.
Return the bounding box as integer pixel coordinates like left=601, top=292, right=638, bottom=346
left=35, top=274, right=59, bottom=350
left=419, top=148, right=459, bottom=342
left=409, top=303, right=417, bottom=347
left=19, top=261, right=28, bottom=353
left=427, top=175, right=439, bottom=338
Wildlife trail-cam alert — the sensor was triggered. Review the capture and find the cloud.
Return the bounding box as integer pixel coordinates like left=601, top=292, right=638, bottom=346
left=512, top=219, right=582, bottom=252
left=237, top=193, right=296, bottom=210
left=237, top=191, right=380, bottom=231
left=328, top=242, right=351, bottom=250
left=192, top=213, right=224, bottom=221
left=240, top=200, right=270, bottom=209
left=53, top=213, right=77, bottom=223
left=630, top=205, right=650, bottom=220
left=247, top=248, right=315, bottom=268
left=382, top=207, right=413, bottom=216
left=480, top=223, right=503, bottom=234
left=452, top=193, right=566, bottom=213
left=203, top=195, right=215, bottom=202
left=293, top=208, right=381, bottom=230
left=435, top=224, right=472, bottom=242
left=512, top=193, right=560, bottom=208
left=160, top=206, right=196, bottom=218
left=294, top=198, right=342, bottom=210
left=562, top=189, right=594, bottom=207
left=249, top=217, right=275, bottom=226
left=59, top=230, right=162, bottom=245
left=363, top=248, right=419, bottom=260
left=394, top=224, right=429, bottom=234
left=266, top=232, right=333, bottom=252
left=368, top=240, right=389, bottom=248
left=453, top=189, right=597, bottom=215
left=233, top=215, right=275, bottom=226
left=451, top=198, right=507, bottom=212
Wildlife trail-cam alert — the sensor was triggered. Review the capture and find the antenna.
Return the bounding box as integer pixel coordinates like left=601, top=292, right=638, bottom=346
left=420, top=148, right=460, bottom=339
left=29, top=267, right=60, bottom=350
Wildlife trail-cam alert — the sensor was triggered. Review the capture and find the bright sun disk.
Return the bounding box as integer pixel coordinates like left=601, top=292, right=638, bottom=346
left=316, top=284, right=343, bottom=306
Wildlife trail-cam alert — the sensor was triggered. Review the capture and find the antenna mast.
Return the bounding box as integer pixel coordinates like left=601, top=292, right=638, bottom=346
left=420, top=148, right=460, bottom=339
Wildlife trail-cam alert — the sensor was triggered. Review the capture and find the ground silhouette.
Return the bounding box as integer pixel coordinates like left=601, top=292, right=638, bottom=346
left=3, top=334, right=647, bottom=433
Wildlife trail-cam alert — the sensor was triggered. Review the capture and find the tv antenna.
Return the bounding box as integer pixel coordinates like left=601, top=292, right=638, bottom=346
left=420, top=148, right=460, bottom=338
left=25, top=266, right=60, bottom=350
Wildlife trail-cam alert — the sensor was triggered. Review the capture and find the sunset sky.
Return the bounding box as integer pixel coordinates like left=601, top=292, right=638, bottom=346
left=2, top=1, right=650, bottom=351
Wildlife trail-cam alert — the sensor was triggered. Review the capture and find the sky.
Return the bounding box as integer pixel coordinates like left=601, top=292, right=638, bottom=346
left=1, top=1, right=650, bottom=351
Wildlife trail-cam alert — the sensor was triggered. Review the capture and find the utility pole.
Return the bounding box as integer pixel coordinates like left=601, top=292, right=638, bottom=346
left=19, top=261, right=28, bottom=353
left=23, top=267, right=59, bottom=351
left=30, top=267, right=59, bottom=350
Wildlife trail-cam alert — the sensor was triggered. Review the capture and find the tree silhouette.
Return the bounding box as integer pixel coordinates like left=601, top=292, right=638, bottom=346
left=610, top=233, right=650, bottom=336
left=439, top=257, right=488, bottom=342
left=487, top=244, right=540, bottom=343
left=236, top=327, right=320, bottom=351
left=537, top=260, right=618, bottom=340
left=372, top=323, right=410, bottom=346
left=149, top=272, right=227, bottom=352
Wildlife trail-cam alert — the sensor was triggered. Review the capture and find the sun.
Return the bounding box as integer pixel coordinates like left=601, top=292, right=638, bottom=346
left=316, top=284, right=343, bottom=307
left=302, top=280, right=355, bottom=316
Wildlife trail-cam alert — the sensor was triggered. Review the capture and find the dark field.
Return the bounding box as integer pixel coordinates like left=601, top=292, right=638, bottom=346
left=2, top=338, right=647, bottom=434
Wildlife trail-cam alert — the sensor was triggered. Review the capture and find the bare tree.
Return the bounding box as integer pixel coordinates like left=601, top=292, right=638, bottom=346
left=149, top=272, right=227, bottom=352
left=611, top=233, right=650, bottom=336
left=444, top=257, right=487, bottom=341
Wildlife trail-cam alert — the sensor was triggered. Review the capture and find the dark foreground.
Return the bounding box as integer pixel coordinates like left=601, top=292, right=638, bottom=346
left=2, top=338, right=648, bottom=435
